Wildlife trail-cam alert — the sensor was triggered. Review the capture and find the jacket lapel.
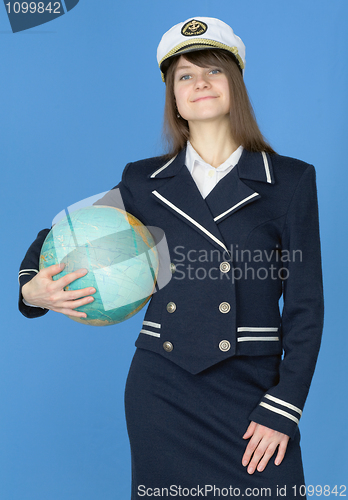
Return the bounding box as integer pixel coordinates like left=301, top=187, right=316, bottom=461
left=204, top=150, right=274, bottom=223
left=149, top=149, right=229, bottom=254
left=204, top=169, right=259, bottom=224
left=149, top=147, right=274, bottom=253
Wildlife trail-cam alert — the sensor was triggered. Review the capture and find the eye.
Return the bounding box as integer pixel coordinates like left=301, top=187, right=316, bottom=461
left=179, top=74, right=191, bottom=81
left=209, top=69, right=221, bottom=75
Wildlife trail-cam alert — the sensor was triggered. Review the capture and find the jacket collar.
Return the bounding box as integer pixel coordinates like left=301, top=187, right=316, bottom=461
left=148, top=147, right=187, bottom=179
left=148, top=146, right=275, bottom=185
left=237, top=149, right=275, bottom=184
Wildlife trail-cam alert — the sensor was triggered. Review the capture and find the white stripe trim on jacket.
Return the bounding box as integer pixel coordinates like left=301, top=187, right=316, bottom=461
left=140, top=329, right=161, bottom=338
left=214, top=193, right=259, bottom=222
left=152, top=190, right=228, bottom=253
left=262, top=152, right=272, bottom=183
left=237, top=327, right=278, bottom=332
left=264, top=394, right=302, bottom=416
left=237, top=336, right=279, bottom=342
left=150, top=156, right=177, bottom=178
left=259, top=402, right=300, bottom=424
left=143, top=321, right=161, bottom=329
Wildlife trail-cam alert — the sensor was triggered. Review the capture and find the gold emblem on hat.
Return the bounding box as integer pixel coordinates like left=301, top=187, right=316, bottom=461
left=181, top=19, right=208, bottom=37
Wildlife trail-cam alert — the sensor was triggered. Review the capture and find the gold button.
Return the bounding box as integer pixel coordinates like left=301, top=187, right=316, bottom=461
left=163, top=341, right=173, bottom=352
left=170, top=263, right=176, bottom=274
left=219, top=302, right=230, bottom=313
left=208, top=169, right=215, bottom=177
left=220, top=262, right=230, bottom=273
left=166, top=302, right=176, bottom=313
left=219, top=340, right=231, bottom=352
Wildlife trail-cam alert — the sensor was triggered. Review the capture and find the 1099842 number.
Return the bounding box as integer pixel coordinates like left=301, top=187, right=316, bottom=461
left=292, top=485, right=346, bottom=496
left=5, top=2, right=62, bottom=14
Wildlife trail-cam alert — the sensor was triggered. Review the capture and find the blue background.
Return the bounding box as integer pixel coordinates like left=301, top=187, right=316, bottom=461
left=1, top=0, right=347, bottom=498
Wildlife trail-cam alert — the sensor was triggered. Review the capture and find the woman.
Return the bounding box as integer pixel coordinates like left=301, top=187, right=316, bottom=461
left=19, top=17, right=324, bottom=498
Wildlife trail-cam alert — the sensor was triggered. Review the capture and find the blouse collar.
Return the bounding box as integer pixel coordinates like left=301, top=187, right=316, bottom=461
left=185, top=140, right=244, bottom=173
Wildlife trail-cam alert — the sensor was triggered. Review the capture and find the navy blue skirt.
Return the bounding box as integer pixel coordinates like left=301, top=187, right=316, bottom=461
left=125, top=348, right=305, bottom=499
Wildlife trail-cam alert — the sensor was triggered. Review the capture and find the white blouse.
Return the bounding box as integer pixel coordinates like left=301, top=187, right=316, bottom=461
left=185, top=141, right=244, bottom=199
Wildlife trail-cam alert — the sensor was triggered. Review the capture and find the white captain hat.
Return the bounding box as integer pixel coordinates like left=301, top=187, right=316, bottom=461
left=157, top=17, right=246, bottom=81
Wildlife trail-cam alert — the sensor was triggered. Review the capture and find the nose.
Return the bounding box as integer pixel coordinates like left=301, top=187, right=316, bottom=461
left=194, top=73, right=211, bottom=90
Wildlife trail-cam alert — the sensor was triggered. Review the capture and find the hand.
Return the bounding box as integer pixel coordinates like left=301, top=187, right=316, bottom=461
left=21, top=263, right=96, bottom=319
left=242, top=421, right=289, bottom=474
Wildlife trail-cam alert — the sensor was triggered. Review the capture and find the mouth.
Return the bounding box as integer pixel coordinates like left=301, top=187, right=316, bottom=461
left=192, top=96, right=217, bottom=102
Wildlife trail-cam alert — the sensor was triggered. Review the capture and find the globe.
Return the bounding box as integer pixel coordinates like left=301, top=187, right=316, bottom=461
left=39, top=205, right=159, bottom=326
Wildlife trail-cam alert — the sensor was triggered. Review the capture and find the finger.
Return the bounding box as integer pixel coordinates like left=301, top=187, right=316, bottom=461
left=56, top=268, right=89, bottom=289
left=256, top=442, right=278, bottom=472
left=64, top=287, right=96, bottom=301
left=274, top=438, right=289, bottom=466
left=242, top=433, right=262, bottom=467
left=246, top=440, right=270, bottom=474
left=40, top=262, right=66, bottom=277
left=57, top=295, right=95, bottom=311
left=243, top=421, right=257, bottom=439
left=55, top=307, right=88, bottom=319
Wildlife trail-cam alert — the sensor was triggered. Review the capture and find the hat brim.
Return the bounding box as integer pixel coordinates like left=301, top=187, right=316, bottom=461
left=160, top=43, right=244, bottom=81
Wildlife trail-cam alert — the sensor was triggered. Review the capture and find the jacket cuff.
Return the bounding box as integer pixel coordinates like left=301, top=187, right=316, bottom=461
left=18, top=272, right=49, bottom=319
left=249, top=393, right=302, bottom=440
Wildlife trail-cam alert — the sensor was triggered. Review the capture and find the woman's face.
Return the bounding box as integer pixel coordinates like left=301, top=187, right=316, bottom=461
left=173, top=55, right=231, bottom=125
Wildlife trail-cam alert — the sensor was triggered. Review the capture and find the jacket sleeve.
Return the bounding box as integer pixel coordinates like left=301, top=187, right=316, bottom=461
left=93, top=162, right=145, bottom=223
left=249, top=164, right=324, bottom=439
left=18, top=228, right=51, bottom=318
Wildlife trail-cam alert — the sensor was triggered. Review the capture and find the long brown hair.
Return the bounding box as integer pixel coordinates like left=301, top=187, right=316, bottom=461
left=162, top=49, right=275, bottom=157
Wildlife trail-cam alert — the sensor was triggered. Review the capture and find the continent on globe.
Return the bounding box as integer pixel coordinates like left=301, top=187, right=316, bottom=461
left=39, top=206, right=159, bottom=326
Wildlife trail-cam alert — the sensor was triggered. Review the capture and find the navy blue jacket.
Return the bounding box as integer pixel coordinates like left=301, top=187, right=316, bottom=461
left=18, top=147, right=324, bottom=439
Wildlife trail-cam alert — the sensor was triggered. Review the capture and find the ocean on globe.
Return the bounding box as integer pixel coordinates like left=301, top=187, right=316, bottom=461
left=39, top=205, right=159, bottom=326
